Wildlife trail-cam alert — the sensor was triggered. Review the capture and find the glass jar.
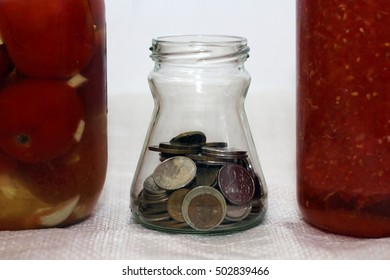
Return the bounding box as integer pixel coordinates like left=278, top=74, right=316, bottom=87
left=297, top=0, right=390, bottom=237
left=131, top=35, right=267, bottom=233
left=0, top=0, right=107, bottom=230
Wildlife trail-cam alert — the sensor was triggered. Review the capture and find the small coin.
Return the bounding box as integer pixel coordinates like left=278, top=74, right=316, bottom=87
left=159, top=142, right=201, bottom=151
left=153, top=156, right=197, bottom=190
left=140, top=212, right=171, bottom=222
left=251, top=197, right=265, bottom=214
left=149, top=145, right=197, bottom=155
left=201, top=147, right=248, bottom=159
left=187, top=154, right=229, bottom=166
left=167, top=189, right=190, bottom=222
left=195, top=166, right=220, bottom=186
left=143, top=175, right=167, bottom=195
left=225, top=204, right=252, bottom=221
left=182, top=186, right=227, bottom=231
left=170, top=131, right=206, bottom=144
left=218, top=164, right=255, bottom=205
left=201, top=142, right=228, bottom=148
left=142, top=196, right=169, bottom=205
left=139, top=203, right=167, bottom=215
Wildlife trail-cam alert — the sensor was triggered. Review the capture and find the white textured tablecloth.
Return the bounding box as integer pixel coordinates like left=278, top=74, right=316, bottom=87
left=1, top=91, right=390, bottom=260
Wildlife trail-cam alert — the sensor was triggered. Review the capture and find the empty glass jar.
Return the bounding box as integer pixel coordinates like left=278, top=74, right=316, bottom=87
left=131, top=35, right=267, bottom=233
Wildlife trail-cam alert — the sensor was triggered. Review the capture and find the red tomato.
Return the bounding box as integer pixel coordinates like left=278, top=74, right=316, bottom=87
left=80, top=29, right=107, bottom=118
left=88, top=0, right=106, bottom=30
left=0, top=0, right=95, bottom=79
left=20, top=116, right=107, bottom=204
left=0, top=45, right=13, bottom=83
left=0, top=79, right=85, bottom=162
left=0, top=152, right=17, bottom=174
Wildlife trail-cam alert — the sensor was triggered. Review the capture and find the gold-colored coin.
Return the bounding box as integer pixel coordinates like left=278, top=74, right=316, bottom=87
left=167, top=189, right=190, bottom=222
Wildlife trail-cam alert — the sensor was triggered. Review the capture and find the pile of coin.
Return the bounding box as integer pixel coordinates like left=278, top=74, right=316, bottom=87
left=136, top=131, right=265, bottom=232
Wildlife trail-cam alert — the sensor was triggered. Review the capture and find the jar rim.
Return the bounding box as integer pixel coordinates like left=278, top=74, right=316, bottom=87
left=150, top=34, right=250, bottom=64
left=153, top=34, right=247, bottom=45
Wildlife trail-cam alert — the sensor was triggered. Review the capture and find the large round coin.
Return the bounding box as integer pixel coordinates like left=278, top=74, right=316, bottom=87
left=218, top=164, right=255, bottom=205
left=182, top=186, right=227, bottom=231
left=152, top=156, right=196, bottom=190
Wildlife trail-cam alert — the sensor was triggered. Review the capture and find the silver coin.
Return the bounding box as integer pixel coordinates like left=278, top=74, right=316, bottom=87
left=143, top=175, right=167, bottom=195
left=142, top=196, right=169, bottom=205
left=139, top=204, right=168, bottom=215
left=225, top=204, right=252, bottom=221
left=152, top=156, right=197, bottom=190
left=201, top=147, right=247, bottom=157
left=140, top=212, right=171, bottom=222
left=187, top=154, right=228, bottom=166
left=182, top=186, right=227, bottom=231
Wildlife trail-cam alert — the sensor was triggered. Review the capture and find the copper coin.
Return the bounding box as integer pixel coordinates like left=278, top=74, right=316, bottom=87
left=182, top=186, right=227, bottom=231
left=153, top=156, right=196, bottom=190
left=167, top=189, right=190, bottom=222
left=218, top=164, right=255, bottom=205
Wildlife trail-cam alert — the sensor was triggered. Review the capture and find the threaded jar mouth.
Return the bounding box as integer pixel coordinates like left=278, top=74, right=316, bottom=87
left=150, top=35, right=250, bottom=64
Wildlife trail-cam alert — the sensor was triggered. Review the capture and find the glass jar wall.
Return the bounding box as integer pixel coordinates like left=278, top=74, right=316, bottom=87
left=131, top=35, right=267, bottom=234
left=297, top=0, right=390, bottom=237
left=0, top=0, right=107, bottom=230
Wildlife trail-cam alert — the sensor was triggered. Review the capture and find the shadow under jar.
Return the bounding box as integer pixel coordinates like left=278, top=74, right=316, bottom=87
left=131, top=35, right=267, bottom=234
left=297, top=0, right=390, bottom=237
left=0, top=0, right=107, bottom=230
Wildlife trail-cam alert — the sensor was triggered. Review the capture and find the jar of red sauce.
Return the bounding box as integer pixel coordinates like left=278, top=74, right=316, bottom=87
left=0, top=0, right=107, bottom=230
left=297, top=0, right=389, bottom=237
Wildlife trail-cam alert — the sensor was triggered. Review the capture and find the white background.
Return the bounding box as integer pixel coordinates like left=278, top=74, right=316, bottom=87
left=105, top=0, right=296, bottom=95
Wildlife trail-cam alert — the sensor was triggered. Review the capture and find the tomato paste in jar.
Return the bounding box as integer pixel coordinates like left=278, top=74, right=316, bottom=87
left=297, top=0, right=390, bottom=237
left=0, top=0, right=107, bottom=230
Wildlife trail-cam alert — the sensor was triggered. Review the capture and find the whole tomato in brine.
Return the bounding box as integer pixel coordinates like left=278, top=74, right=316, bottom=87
left=88, top=0, right=105, bottom=31
left=0, top=79, right=85, bottom=162
left=80, top=29, right=107, bottom=118
left=0, top=45, right=13, bottom=84
left=0, top=0, right=95, bottom=79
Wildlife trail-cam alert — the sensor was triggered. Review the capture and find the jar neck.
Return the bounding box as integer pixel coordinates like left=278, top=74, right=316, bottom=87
left=150, top=35, right=250, bottom=68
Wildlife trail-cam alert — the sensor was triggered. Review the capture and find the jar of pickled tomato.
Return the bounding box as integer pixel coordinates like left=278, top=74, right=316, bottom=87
left=297, top=0, right=389, bottom=237
left=0, top=0, right=107, bottom=230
